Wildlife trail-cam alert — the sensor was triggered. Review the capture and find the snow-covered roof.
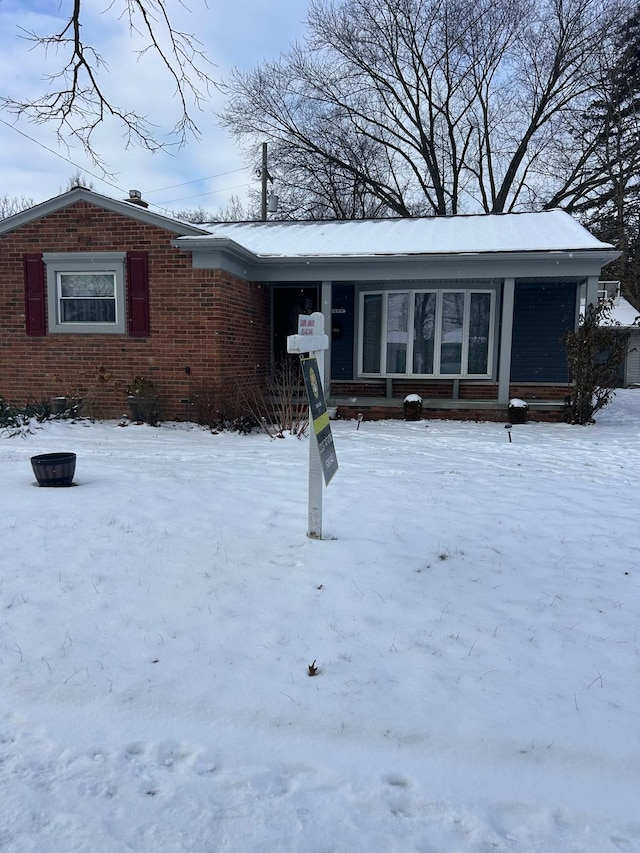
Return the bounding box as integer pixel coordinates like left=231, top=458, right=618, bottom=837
left=610, top=296, right=640, bottom=327
left=580, top=294, right=640, bottom=328
left=187, top=210, right=613, bottom=258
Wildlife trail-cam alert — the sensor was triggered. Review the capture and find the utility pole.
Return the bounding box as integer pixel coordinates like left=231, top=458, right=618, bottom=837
left=259, top=142, right=278, bottom=220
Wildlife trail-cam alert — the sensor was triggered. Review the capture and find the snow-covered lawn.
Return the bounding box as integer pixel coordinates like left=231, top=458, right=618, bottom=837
left=1, top=394, right=639, bottom=852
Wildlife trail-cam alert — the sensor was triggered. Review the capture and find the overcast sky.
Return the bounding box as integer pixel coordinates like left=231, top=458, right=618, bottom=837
left=0, top=0, right=309, bottom=217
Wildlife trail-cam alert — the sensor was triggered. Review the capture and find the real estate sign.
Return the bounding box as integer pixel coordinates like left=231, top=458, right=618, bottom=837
left=301, top=356, right=338, bottom=486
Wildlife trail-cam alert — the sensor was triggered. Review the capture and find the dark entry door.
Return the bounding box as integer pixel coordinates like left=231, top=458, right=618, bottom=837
left=272, top=285, right=320, bottom=363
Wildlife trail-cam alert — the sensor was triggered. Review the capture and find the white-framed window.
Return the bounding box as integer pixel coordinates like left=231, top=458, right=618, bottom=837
left=43, top=252, right=126, bottom=334
left=359, top=287, right=495, bottom=378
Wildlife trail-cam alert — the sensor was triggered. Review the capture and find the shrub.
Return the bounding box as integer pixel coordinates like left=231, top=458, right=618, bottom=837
left=1, top=394, right=88, bottom=437
left=0, top=395, right=25, bottom=431
left=189, top=382, right=257, bottom=434
left=125, top=376, right=161, bottom=425
left=0, top=396, right=39, bottom=437
left=243, top=358, right=309, bottom=439
left=564, top=300, right=631, bottom=424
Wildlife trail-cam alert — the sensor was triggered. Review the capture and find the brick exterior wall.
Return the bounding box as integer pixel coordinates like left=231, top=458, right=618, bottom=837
left=508, top=384, right=569, bottom=401
left=330, top=380, right=387, bottom=397
left=332, top=404, right=566, bottom=423
left=0, top=201, right=271, bottom=419
left=330, top=380, right=570, bottom=404
left=329, top=379, right=569, bottom=422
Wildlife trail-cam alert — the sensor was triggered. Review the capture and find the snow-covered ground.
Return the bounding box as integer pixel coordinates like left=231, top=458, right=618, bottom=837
left=1, top=394, right=639, bottom=852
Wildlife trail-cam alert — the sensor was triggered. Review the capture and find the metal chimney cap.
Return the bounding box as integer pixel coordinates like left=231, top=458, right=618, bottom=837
left=124, top=189, right=149, bottom=208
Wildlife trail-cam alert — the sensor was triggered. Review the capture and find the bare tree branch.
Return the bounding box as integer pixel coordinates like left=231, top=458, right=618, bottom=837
left=1, top=0, right=216, bottom=168
left=221, top=0, right=627, bottom=218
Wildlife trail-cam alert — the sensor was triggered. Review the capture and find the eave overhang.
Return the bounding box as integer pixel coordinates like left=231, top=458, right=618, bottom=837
left=174, top=235, right=620, bottom=283
left=0, top=188, right=209, bottom=237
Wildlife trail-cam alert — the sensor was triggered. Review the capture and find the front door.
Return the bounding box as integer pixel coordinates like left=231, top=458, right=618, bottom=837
left=272, top=285, right=320, bottom=364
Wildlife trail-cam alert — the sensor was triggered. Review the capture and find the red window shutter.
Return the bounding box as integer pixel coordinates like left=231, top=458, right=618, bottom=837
left=23, top=253, right=47, bottom=336
left=127, top=251, right=150, bottom=337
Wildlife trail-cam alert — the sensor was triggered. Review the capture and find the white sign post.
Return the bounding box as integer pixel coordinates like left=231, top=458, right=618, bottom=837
left=287, top=312, right=337, bottom=539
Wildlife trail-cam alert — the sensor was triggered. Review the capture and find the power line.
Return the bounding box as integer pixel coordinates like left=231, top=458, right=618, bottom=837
left=0, top=116, right=252, bottom=212
left=157, top=181, right=252, bottom=206
left=1, top=117, right=250, bottom=204
left=144, top=168, right=247, bottom=194
left=0, top=117, right=125, bottom=194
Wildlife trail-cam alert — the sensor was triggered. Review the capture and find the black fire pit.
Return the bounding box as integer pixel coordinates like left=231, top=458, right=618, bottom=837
left=31, top=452, right=77, bottom=487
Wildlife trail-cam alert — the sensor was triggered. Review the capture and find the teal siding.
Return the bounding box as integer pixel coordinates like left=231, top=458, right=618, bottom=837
left=510, top=281, right=577, bottom=383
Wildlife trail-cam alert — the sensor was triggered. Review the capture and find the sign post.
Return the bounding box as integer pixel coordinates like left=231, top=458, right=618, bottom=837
left=287, top=312, right=338, bottom=539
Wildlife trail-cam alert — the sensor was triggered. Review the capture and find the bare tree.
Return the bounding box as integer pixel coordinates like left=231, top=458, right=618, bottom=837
left=554, top=10, right=640, bottom=307
left=221, top=0, right=626, bottom=218
left=172, top=194, right=255, bottom=223
left=0, top=195, right=34, bottom=219
left=261, top=137, right=395, bottom=220
left=2, top=1, right=215, bottom=168
left=64, top=170, right=95, bottom=191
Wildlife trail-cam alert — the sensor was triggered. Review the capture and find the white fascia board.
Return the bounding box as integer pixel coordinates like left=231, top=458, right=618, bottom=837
left=0, top=188, right=208, bottom=237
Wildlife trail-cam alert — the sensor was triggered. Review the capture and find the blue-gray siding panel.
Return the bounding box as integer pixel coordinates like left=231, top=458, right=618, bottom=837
left=510, top=281, right=577, bottom=383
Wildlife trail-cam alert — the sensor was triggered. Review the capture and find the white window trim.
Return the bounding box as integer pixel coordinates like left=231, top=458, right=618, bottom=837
left=358, top=288, right=496, bottom=379
left=43, top=252, right=126, bottom=334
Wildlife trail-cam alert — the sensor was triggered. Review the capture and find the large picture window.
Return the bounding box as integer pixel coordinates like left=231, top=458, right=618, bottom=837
left=360, top=288, right=495, bottom=378
left=43, top=252, right=126, bottom=334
